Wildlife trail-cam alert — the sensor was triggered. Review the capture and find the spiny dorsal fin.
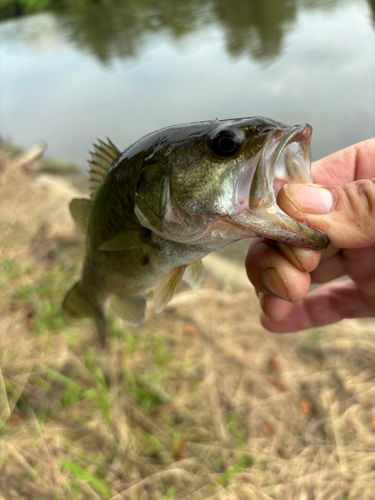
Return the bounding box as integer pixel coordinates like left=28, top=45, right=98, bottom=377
left=183, top=260, right=204, bottom=290
left=88, top=137, right=120, bottom=198
left=100, top=228, right=152, bottom=251
left=154, top=266, right=185, bottom=313
left=69, top=198, right=91, bottom=233
left=110, top=293, right=147, bottom=326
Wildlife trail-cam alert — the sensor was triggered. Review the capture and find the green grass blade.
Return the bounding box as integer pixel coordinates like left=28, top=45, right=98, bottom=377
left=60, top=458, right=111, bottom=499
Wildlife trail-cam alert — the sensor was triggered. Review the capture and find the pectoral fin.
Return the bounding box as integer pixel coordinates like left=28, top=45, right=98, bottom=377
left=110, top=293, right=147, bottom=326
left=100, top=228, right=152, bottom=251
left=154, top=266, right=185, bottom=313
left=69, top=199, right=91, bottom=234
left=183, top=260, right=204, bottom=290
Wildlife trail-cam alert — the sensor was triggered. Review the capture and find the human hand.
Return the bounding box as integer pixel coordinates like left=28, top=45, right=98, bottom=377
left=245, top=138, right=375, bottom=332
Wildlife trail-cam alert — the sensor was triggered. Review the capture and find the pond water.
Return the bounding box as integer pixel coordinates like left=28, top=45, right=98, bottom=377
left=1, top=0, right=374, bottom=174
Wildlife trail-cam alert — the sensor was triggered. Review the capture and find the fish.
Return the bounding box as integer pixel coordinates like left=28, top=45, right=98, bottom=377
left=62, top=117, right=329, bottom=344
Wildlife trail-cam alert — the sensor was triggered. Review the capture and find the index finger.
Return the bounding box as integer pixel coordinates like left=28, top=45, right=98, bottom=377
left=312, top=138, right=375, bottom=186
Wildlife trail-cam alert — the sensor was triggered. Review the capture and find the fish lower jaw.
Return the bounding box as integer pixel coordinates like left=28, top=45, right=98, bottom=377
left=227, top=203, right=330, bottom=249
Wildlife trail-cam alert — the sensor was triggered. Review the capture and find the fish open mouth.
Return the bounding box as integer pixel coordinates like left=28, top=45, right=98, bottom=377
left=232, top=124, right=330, bottom=250
left=251, top=124, right=313, bottom=209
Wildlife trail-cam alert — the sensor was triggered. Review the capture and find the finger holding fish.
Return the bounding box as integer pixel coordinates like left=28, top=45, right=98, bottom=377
left=246, top=237, right=344, bottom=322
left=246, top=238, right=313, bottom=304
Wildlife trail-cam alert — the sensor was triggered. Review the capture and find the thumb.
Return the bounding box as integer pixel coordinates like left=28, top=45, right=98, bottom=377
left=278, top=180, right=375, bottom=248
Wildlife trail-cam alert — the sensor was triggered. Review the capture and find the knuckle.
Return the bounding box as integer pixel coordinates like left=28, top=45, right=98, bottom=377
left=339, top=179, right=375, bottom=244
left=357, top=179, right=375, bottom=214
left=339, top=179, right=375, bottom=214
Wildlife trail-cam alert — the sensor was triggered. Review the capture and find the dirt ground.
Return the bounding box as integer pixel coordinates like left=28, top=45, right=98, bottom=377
left=1, top=142, right=375, bottom=500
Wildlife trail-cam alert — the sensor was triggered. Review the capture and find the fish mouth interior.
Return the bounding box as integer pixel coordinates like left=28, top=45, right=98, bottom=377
left=233, top=124, right=312, bottom=214
left=251, top=123, right=313, bottom=211
left=270, top=124, right=312, bottom=200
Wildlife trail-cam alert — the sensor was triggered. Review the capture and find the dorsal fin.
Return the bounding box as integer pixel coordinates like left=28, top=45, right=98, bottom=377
left=69, top=198, right=91, bottom=233
left=88, top=137, right=120, bottom=198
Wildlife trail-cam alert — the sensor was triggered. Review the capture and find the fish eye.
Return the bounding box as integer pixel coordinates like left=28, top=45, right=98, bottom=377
left=210, top=129, right=244, bottom=158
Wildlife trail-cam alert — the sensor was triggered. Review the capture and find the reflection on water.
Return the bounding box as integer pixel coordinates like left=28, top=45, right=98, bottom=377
left=0, top=0, right=364, bottom=65
left=53, top=0, right=343, bottom=64
left=210, top=0, right=340, bottom=61
left=213, top=0, right=298, bottom=60
left=0, top=0, right=374, bottom=171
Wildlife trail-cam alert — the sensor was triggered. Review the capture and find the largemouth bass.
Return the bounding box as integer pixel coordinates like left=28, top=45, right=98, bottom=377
left=63, top=117, right=329, bottom=344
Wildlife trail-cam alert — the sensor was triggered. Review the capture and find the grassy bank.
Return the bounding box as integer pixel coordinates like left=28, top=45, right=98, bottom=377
left=1, top=143, right=375, bottom=499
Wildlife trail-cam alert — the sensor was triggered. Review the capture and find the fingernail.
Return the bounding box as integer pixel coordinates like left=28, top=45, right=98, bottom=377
left=261, top=267, right=291, bottom=302
left=284, top=184, right=334, bottom=214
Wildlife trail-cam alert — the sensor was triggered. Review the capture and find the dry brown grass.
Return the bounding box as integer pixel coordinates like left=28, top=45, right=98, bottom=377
left=1, top=144, right=375, bottom=500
